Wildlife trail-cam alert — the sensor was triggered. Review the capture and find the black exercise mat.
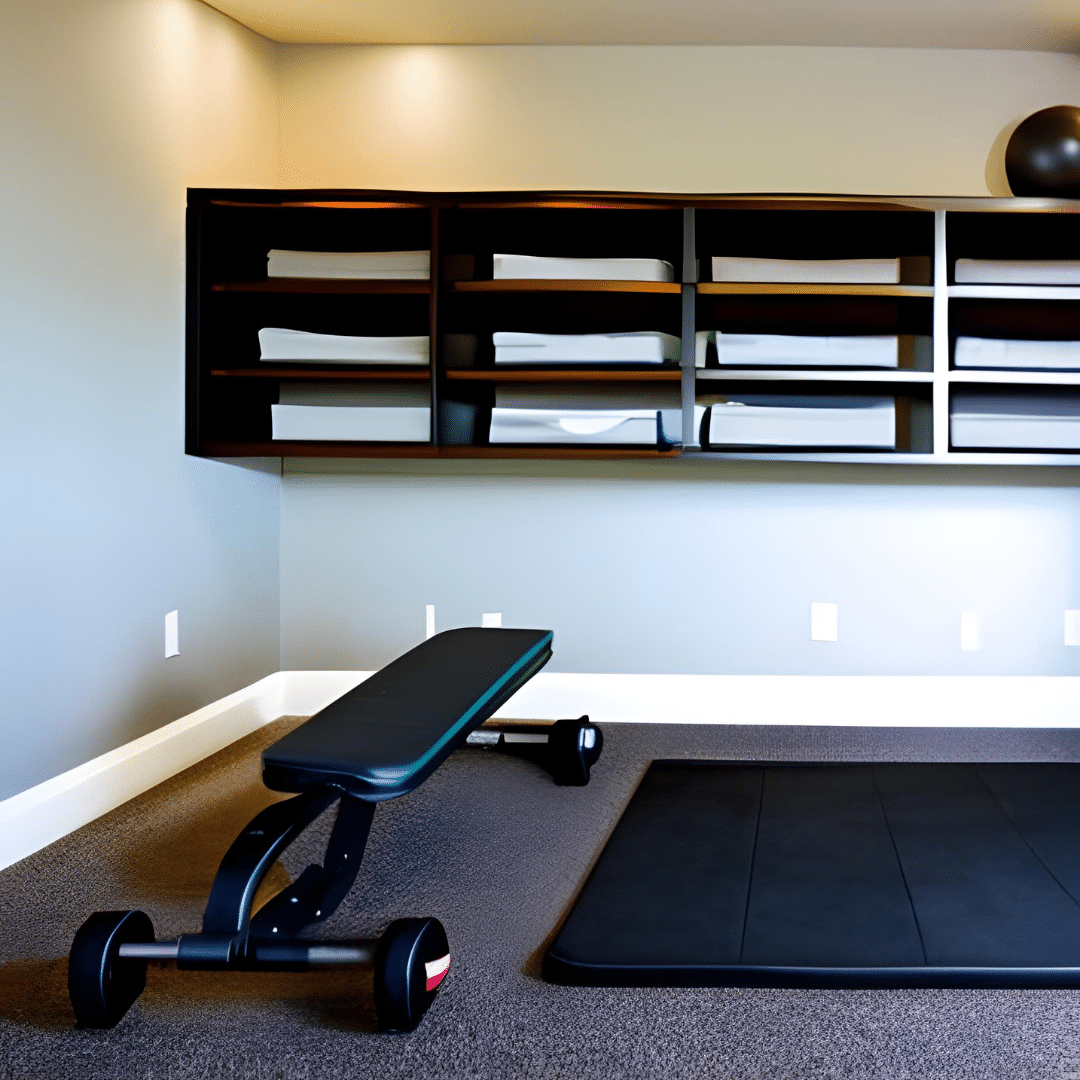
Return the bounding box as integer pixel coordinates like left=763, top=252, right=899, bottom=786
left=543, top=761, right=1080, bottom=988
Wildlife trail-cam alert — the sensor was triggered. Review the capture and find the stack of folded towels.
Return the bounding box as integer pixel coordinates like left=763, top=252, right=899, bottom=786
left=950, top=392, right=1080, bottom=450
left=493, top=254, right=674, bottom=282
left=258, top=328, right=429, bottom=366
left=271, top=383, right=430, bottom=442
left=697, top=329, right=899, bottom=368
left=702, top=395, right=897, bottom=448
left=489, top=385, right=683, bottom=446
left=953, top=259, right=1080, bottom=285
left=266, top=249, right=430, bottom=280
left=493, top=331, right=679, bottom=365
left=710, top=256, right=900, bottom=284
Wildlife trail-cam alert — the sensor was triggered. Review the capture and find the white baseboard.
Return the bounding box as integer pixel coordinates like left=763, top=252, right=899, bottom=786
left=4, top=670, right=1080, bottom=872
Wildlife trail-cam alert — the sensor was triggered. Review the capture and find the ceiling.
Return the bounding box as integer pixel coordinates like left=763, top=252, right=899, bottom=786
left=205, top=0, right=1080, bottom=51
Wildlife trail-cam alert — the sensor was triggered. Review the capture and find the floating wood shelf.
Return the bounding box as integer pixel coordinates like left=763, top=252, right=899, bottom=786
left=444, top=368, right=682, bottom=382
left=450, top=279, right=681, bottom=294
left=696, top=369, right=933, bottom=384
left=211, top=367, right=431, bottom=380
left=201, top=441, right=677, bottom=460
left=697, top=283, right=932, bottom=297
left=211, top=279, right=431, bottom=295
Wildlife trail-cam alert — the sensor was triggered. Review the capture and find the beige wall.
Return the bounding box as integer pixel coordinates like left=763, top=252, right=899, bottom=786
left=277, top=44, right=1080, bottom=195
left=0, top=0, right=283, bottom=799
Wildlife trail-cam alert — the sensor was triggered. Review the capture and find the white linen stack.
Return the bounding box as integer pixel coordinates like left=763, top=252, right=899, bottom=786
left=489, top=385, right=682, bottom=445
left=258, top=328, right=429, bottom=365
left=492, top=331, right=680, bottom=365
left=954, top=337, right=1080, bottom=371
left=492, top=254, right=675, bottom=282
left=710, top=257, right=900, bottom=284
left=704, top=396, right=896, bottom=448
left=271, top=383, right=430, bottom=442
left=266, top=249, right=430, bottom=280
left=706, top=332, right=899, bottom=368
left=954, top=260, right=1080, bottom=285
left=950, top=393, right=1080, bottom=450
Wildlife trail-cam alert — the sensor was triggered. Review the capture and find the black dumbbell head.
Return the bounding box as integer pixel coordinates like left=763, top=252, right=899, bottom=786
left=373, top=917, right=450, bottom=1032
left=68, top=910, right=155, bottom=1028
left=547, top=716, right=603, bottom=785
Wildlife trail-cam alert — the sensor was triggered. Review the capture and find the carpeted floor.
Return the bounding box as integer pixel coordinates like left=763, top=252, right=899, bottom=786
left=5, top=720, right=1080, bottom=1079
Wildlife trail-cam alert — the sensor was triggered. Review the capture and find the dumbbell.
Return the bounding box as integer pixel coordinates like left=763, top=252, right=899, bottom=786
left=466, top=715, right=603, bottom=785
left=68, top=910, right=449, bottom=1032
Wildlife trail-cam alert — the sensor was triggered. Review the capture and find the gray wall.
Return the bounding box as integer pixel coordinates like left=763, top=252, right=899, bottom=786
left=0, top=0, right=283, bottom=800
left=280, top=460, right=1080, bottom=677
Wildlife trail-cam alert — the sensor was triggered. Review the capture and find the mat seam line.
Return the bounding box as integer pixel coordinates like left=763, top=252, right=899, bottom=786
left=871, top=765, right=929, bottom=966
left=738, top=767, right=765, bottom=965
left=975, top=767, right=1080, bottom=914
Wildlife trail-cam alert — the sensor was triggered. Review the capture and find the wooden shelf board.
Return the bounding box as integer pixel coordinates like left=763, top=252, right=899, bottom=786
left=208, top=199, right=427, bottom=209
left=697, top=283, right=932, bottom=297
left=202, top=441, right=440, bottom=458
left=462, top=199, right=681, bottom=210
left=949, top=370, right=1080, bottom=386
left=437, top=446, right=680, bottom=459
left=682, top=449, right=1080, bottom=465
left=445, top=368, right=682, bottom=382
left=211, top=367, right=430, bottom=380
left=696, top=369, right=933, bottom=384
left=211, top=279, right=431, bottom=295
left=948, top=285, right=1080, bottom=301
left=200, top=441, right=679, bottom=460
left=450, top=279, right=681, bottom=294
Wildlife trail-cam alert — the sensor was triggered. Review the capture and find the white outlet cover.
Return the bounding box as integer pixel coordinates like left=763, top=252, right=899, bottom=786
left=165, top=610, right=179, bottom=658
left=425, top=604, right=436, bottom=640
left=482, top=612, right=502, bottom=628
left=960, top=611, right=981, bottom=652
left=810, top=602, right=838, bottom=642
left=1065, top=610, right=1080, bottom=647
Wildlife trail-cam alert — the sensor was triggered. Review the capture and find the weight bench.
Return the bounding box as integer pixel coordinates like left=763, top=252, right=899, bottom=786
left=68, top=628, right=602, bottom=1033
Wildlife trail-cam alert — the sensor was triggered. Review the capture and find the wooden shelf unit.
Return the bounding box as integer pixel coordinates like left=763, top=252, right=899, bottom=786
left=187, top=189, right=1080, bottom=464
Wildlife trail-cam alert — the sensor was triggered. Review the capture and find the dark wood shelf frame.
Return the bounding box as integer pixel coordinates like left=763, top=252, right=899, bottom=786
left=187, top=188, right=1080, bottom=465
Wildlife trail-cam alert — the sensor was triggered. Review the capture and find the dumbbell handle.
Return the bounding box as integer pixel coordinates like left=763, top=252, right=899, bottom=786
left=467, top=716, right=602, bottom=785
left=119, top=938, right=377, bottom=966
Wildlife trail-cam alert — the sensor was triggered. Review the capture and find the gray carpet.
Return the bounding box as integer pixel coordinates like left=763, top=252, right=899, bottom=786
left=6, top=720, right=1080, bottom=1079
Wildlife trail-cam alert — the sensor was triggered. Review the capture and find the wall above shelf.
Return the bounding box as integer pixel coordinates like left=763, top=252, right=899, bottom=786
left=187, top=188, right=1080, bottom=466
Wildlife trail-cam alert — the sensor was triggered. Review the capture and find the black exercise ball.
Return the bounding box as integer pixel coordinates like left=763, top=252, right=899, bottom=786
left=1005, top=105, right=1080, bottom=197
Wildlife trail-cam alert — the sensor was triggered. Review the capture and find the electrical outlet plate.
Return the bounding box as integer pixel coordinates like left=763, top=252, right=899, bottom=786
left=165, top=610, right=179, bottom=658
left=810, top=602, right=838, bottom=642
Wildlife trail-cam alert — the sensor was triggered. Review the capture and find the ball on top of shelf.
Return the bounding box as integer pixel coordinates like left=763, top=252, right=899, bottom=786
left=1005, top=106, right=1080, bottom=198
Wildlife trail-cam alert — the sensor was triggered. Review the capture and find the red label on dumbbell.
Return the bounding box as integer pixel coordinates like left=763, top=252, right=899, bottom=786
left=424, top=952, right=451, bottom=992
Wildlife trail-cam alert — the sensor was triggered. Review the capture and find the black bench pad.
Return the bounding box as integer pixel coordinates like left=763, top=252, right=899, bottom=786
left=262, top=628, right=552, bottom=801
left=545, top=760, right=1080, bottom=989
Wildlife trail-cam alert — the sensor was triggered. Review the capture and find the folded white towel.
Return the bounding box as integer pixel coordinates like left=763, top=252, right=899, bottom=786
left=266, top=249, right=430, bottom=280
left=954, top=259, right=1080, bottom=285
left=492, top=254, right=675, bottom=282
left=714, top=333, right=898, bottom=368
left=954, top=337, right=1080, bottom=371
left=492, top=331, right=680, bottom=364
left=271, top=406, right=430, bottom=442
left=259, top=328, right=429, bottom=365
left=706, top=397, right=896, bottom=448
left=272, top=383, right=430, bottom=441
left=711, top=257, right=900, bottom=284
left=489, top=408, right=677, bottom=445
left=495, top=385, right=681, bottom=411
left=950, top=392, right=1080, bottom=449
